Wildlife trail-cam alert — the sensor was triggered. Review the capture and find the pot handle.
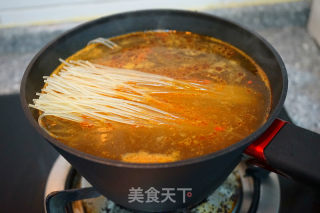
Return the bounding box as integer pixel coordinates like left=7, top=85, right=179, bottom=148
left=245, top=118, right=320, bottom=186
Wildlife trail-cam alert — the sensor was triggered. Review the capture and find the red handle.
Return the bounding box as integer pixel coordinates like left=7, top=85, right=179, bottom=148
left=245, top=119, right=287, bottom=162
left=245, top=119, right=320, bottom=186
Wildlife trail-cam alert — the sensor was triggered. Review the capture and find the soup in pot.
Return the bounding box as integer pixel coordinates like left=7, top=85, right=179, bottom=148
left=30, top=31, right=271, bottom=163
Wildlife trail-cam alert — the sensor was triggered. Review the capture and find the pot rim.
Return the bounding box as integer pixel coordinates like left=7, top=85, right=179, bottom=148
left=20, top=9, right=288, bottom=169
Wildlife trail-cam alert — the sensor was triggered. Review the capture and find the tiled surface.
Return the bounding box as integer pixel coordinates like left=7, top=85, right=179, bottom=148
left=0, top=1, right=319, bottom=133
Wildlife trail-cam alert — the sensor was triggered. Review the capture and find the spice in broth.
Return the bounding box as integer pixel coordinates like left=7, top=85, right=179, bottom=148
left=35, top=31, right=271, bottom=163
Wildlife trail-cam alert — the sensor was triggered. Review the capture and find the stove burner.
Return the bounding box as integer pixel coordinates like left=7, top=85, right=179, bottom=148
left=45, top=156, right=280, bottom=213
left=74, top=169, right=241, bottom=213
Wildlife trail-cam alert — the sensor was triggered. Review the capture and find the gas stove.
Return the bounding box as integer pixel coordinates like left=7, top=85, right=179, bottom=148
left=45, top=156, right=280, bottom=213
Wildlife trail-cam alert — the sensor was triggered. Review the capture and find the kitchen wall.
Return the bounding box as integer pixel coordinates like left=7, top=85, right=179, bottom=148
left=0, top=0, right=304, bottom=27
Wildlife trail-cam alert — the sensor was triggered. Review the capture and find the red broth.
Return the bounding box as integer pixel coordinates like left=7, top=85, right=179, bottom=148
left=39, top=31, right=271, bottom=163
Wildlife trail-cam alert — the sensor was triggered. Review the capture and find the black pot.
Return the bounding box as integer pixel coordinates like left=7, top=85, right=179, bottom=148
left=20, top=9, right=320, bottom=212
